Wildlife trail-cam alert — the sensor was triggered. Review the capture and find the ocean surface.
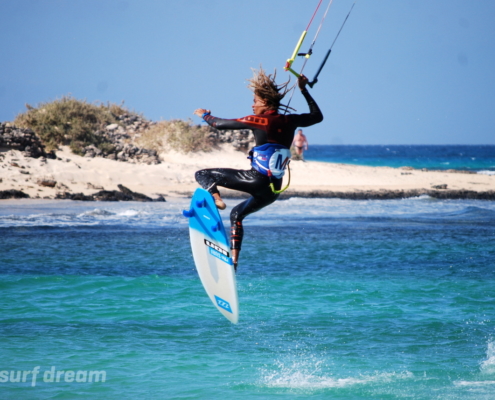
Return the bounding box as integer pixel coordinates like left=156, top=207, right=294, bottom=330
left=304, top=145, right=495, bottom=174
left=1, top=193, right=495, bottom=399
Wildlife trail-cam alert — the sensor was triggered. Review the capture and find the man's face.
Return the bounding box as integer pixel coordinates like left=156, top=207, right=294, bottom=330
left=252, top=95, right=269, bottom=115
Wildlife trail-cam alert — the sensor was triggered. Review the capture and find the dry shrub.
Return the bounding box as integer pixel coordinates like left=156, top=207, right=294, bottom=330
left=137, top=119, right=216, bottom=154
left=14, top=96, right=135, bottom=154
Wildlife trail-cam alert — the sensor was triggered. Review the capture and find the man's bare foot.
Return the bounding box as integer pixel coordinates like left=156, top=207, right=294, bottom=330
left=212, top=193, right=226, bottom=210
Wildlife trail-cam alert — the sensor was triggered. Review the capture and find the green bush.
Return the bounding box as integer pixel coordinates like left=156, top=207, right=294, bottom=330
left=14, top=96, right=133, bottom=154
left=14, top=96, right=217, bottom=155
left=137, top=119, right=216, bottom=154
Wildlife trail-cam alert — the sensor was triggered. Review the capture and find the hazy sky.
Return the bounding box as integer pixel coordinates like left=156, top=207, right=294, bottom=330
left=1, top=0, right=494, bottom=145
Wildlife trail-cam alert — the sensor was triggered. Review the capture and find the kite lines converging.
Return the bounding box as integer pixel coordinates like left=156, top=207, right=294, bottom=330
left=282, top=0, right=357, bottom=111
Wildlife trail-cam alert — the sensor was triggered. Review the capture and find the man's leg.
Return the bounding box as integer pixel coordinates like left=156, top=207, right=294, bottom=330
left=229, top=193, right=278, bottom=271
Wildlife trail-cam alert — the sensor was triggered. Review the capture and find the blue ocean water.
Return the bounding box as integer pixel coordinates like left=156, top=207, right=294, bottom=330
left=304, top=145, right=495, bottom=173
left=1, top=196, right=495, bottom=399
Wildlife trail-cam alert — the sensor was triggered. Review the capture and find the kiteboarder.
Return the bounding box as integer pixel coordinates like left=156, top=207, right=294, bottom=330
left=193, top=68, right=323, bottom=271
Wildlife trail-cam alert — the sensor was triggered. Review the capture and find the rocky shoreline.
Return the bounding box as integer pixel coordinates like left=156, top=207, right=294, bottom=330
left=126, top=188, right=495, bottom=201
left=0, top=185, right=165, bottom=202
left=277, top=189, right=495, bottom=200
left=0, top=122, right=55, bottom=159
left=2, top=180, right=494, bottom=202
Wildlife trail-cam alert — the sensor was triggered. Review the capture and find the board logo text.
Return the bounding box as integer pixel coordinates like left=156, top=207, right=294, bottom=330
left=214, top=295, right=233, bottom=313
left=204, top=239, right=229, bottom=257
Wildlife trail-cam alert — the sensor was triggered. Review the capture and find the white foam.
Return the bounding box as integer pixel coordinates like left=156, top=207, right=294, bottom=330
left=117, top=209, right=142, bottom=217
left=259, top=359, right=413, bottom=390
left=478, top=170, right=495, bottom=176
left=454, top=380, right=495, bottom=386
left=481, top=340, right=495, bottom=374
left=0, top=199, right=190, bottom=228
left=263, top=373, right=367, bottom=389
left=245, top=196, right=495, bottom=227
left=78, top=209, right=115, bottom=217
left=2, top=196, right=495, bottom=228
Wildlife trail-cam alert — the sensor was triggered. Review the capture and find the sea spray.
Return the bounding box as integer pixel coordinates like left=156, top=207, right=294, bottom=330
left=481, top=340, right=495, bottom=375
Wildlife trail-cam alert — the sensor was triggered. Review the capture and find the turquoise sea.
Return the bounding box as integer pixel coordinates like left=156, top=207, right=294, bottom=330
left=1, top=195, right=495, bottom=399
left=304, top=145, right=495, bottom=173
left=1, top=145, right=495, bottom=399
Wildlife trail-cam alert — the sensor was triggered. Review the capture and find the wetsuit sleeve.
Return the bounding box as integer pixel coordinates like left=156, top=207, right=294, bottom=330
left=203, top=114, right=252, bottom=130
left=291, top=88, right=324, bottom=127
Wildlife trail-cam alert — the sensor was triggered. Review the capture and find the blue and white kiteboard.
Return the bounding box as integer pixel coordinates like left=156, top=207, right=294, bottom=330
left=183, top=188, right=239, bottom=324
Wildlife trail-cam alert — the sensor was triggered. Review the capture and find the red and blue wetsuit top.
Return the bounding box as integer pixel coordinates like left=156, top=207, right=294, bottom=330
left=203, top=88, right=323, bottom=177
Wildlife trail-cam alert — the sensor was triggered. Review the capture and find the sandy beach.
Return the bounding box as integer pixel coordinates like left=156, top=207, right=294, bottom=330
left=1, top=144, right=494, bottom=200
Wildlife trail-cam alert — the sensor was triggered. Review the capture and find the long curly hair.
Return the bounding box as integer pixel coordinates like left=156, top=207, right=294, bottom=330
left=247, top=67, right=293, bottom=111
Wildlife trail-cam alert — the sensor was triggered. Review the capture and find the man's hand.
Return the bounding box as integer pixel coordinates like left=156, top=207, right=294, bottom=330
left=298, top=74, right=309, bottom=90
left=194, top=108, right=210, bottom=117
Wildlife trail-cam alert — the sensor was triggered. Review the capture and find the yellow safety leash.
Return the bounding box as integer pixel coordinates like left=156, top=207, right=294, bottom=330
left=270, top=163, right=291, bottom=195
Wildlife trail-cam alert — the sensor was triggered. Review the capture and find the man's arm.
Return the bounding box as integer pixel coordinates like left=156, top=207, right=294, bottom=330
left=193, top=108, right=253, bottom=130
left=291, top=76, right=324, bottom=127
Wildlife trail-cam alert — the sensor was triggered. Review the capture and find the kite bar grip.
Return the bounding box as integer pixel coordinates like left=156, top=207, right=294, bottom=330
left=287, top=67, right=301, bottom=78
left=308, top=48, right=332, bottom=88
left=285, top=30, right=307, bottom=71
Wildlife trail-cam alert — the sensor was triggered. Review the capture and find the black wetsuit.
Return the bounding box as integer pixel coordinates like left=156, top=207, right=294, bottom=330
left=195, top=88, right=323, bottom=252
